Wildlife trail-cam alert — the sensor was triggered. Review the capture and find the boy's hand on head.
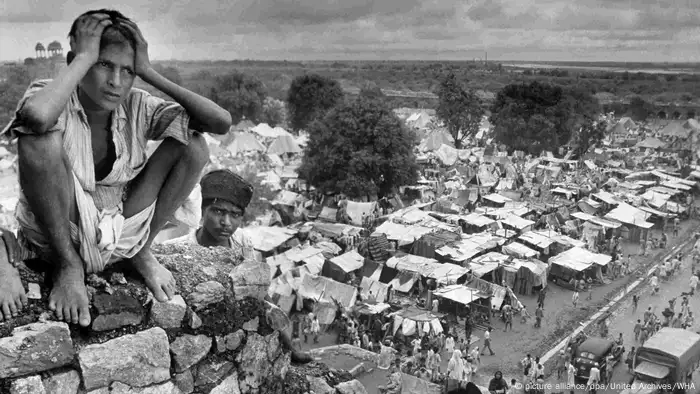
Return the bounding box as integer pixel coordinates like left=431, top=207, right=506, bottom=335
left=119, top=19, right=152, bottom=77
left=72, top=13, right=112, bottom=64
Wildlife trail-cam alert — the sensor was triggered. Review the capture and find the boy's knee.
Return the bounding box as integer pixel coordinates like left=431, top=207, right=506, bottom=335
left=183, top=133, right=209, bottom=170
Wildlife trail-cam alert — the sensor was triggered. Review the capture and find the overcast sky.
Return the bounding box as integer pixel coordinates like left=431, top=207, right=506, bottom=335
left=1, top=0, right=698, bottom=63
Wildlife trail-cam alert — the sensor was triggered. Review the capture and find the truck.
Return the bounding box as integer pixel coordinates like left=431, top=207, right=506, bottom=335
left=622, top=328, right=700, bottom=394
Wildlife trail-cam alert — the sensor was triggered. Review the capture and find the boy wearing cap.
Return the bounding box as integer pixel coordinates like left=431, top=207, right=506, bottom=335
left=0, top=9, right=232, bottom=326
left=164, top=169, right=256, bottom=259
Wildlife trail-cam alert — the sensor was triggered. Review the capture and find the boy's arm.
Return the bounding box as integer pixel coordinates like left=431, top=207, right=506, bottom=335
left=121, top=20, right=231, bottom=135
left=140, top=69, right=231, bottom=135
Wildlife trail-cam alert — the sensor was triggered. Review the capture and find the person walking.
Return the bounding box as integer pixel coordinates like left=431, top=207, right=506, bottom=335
left=572, top=290, right=579, bottom=307
left=311, top=316, right=321, bottom=344
left=535, top=306, right=544, bottom=328
left=566, top=361, right=576, bottom=394
left=481, top=327, right=496, bottom=356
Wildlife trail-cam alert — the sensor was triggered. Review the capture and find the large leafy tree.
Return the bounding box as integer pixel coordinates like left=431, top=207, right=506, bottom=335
left=213, top=71, right=267, bottom=124
left=572, top=119, right=607, bottom=157
left=435, top=73, right=484, bottom=149
left=261, top=97, right=287, bottom=128
left=298, top=95, right=419, bottom=199
left=490, top=81, right=600, bottom=155
left=286, top=74, right=344, bottom=132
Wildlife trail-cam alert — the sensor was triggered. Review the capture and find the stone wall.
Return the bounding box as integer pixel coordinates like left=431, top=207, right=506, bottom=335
left=0, top=244, right=364, bottom=394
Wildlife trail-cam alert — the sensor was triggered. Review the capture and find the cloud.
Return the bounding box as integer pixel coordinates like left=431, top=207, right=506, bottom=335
left=0, top=0, right=698, bottom=62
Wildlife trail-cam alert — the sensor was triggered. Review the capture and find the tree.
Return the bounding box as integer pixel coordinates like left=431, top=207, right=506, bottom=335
left=490, top=81, right=600, bottom=155
left=286, top=74, right=344, bottom=132
left=359, top=81, right=384, bottom=99
left=261, top=97, right=287, bottom=127
left=213, top=71, right=267, bottom=125
left=298, top=95, right=419, bottom=199
left=435, top=73, right=484, bottom=149
left=626, top=96, right=653, bottom=121
left=572, top=119, right=607, bottom=157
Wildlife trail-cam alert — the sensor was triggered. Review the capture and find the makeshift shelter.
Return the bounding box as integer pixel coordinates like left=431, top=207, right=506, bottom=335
left=410, top=230, right=461, bottom=260
left=501, top=258, right=548, bottom=295
left=659, top=121, right=691, bottom=139
left=225, top=132, right=266, bottom=155
left=501, top=242, right=539, bottom=259
left=391, top=307, right=443, bottom=338
left=343, top=201, right=378, bottom=226
left=323, top=250, right=365, bottom=282
left=359, top=276, right=390, bottom=303
left=267, top=135, right=302, bottom=155
left=636, top=137, right=666, bottom=150
left=251, top=123, right=279, bottom=138
left=604, top=203, right=653, bottom=242
left=548, top=246, right=612, bottom=283
left=238, top=226, right=298, bottom=254
left=407, top=111, right=433, bottom=129
left=419, top=130, right=453, bottom=151
left=298, top=274, right=358, bottom=312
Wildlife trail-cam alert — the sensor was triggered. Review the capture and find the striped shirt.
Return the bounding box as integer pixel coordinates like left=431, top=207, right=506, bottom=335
left=3, top=79, right=192, bottom=210
left=2, top=79, right=192, bottom=272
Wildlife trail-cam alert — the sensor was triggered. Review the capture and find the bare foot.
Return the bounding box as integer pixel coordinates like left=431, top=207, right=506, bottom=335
left=48, top=264, right=91, bottom=326
left=130, top=248, right=176, bottom=302
left=0, top=251, right=28, bottom=322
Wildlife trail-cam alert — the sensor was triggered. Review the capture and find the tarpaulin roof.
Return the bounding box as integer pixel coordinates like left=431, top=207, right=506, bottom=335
left=469, top=252, right=509, bottom=276
left=518, top=231, right=556, bottom=249
left=636, top=137, right=666, bottom=149
left=658, top=121, right=690, bottom=138
left=604, top=203, right=653, bottom=228
left=298, top=274, right=358, bottom=309
left=373, top=221, right=437, bottom=246
left=267, top=135, right=302, bottom=155
left=433, top=284, right=487, bottom=305
left=483, top=193, right=511, bottom=204
left=329, top=250, right=365, bottom=273
left=549, top=246, right=611, bottom=271
left=571, top=212, right=622, bottom=229
left=500, top=213, right=535, bottom=230
left=359, top=276, right=389, bottom=304
left=345, top=201, right=377, bottom=226
left=272, top=190, right=303, bottom=206
left=435, top=144, right=459, bottom=166
left=251, top=123, right=285, bottom=138
left=238, top=226, right=298, bottom=252
left=436, top=232, right=507, bottom=262
left=502, top=242, right=539, bottom=259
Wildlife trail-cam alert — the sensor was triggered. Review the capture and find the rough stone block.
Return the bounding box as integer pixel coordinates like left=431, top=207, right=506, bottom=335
left=10, top=375, right=45, bottom=394
left=0, top=321, right=74, bottom=379
left=91, top=290, right=145, bottom=332
left=150, top=295, right=187, bottom=329
left=208, top=371, right=240, bottom=394
left=236, top=331, right=286, bottom=392
left=170, top=334, right=212, bottom=373
left=186, top=281, right=225, bottom=311
left=229, top=261, right=271, bottom=301
left=223, top=330, right=245, bottom=352
left=194, top=360, right=234, bottom=386
left=173, top=370, right=194, bottom=394
left=335, top=379, right=369, bottom=394
left=87, top=381, right=182, bottom=393
left=79, top=327, right=171, bottom=391
left=43, top=369, right=81, bottom=394
left=242, top=316, right=259, bottom=332
left=307, top=376, right=334, bottom=394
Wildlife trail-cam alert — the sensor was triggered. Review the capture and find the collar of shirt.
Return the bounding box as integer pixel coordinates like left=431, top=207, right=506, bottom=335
left=69, top=88, right=128, bottom=132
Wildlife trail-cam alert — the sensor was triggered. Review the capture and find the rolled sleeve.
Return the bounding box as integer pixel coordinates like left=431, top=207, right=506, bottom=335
left=1, top=79, right=67, bottom=139
left=135, top=90, right=192, bottom=145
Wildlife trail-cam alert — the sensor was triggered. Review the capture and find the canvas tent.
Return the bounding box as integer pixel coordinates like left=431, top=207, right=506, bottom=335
left=226, top=132, right=266, bottom=155
left=323, top=250, right=365, bottom=282
left=267, top=135, right=302, bottom=155
left=548, top=246, right=611, bottom=281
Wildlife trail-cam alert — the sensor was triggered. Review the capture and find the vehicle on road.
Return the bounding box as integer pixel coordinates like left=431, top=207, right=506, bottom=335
left=573, top=337, right=624, bottom=380
left=622, top=328, right=700, bottom=394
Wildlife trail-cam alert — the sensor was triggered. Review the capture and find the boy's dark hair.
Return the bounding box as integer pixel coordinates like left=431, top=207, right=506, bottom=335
left=67, top=9, right=136, bottom=55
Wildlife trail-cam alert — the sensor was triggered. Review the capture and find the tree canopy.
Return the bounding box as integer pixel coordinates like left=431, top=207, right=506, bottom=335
left=212, top=71, right=267, bottom=125
left=261, top=97, right=287, bottom=127
left=572, top=119, right=607, bottom=157
left=435, top=73, right=484, bottom=149
left=298, top=95, right=419, bottom=199
left=286, top=74, right=344, bottom=132
left=490, top=81, right=600, bottom=155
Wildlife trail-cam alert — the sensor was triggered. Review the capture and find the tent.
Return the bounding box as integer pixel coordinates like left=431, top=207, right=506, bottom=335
left=323, top=250, right=365, bottom=282
left=298, top=274, right=358, bottom=311
left=636, top=137, right=666, bottom=150
left=419, top=130, right=453, bottom=151
left=226, top=132, right=266, bottom=155
left=406, top=111, right=433, bottom=129
left=267, top=135, right=302, bottom=155
left=659, top=121, right=691, bottom=139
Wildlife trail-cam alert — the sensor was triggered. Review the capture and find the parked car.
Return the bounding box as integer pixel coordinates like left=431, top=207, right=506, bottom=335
left=574, top=337, right=624, bottom=380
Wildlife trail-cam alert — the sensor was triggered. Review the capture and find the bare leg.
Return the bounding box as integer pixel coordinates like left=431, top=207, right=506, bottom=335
left=122, top=134, right=208, bottom=301
left=16, top=133, right=90, bottom=326
left=0, top=242, right=28, bottom=321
